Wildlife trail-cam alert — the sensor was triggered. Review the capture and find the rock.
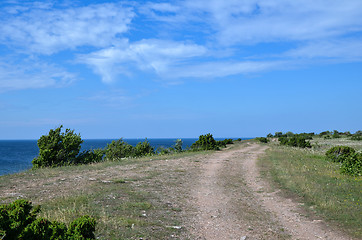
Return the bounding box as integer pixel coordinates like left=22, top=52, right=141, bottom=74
left=166, top=226, right=182, bottom=230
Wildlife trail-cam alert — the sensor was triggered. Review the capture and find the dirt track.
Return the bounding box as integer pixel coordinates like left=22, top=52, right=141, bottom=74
left=0, top=142, right=353, bottom=239
left=182, top=143, right=351, bottom=240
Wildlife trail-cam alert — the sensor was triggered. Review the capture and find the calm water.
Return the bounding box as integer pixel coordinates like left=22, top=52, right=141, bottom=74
left=0, top=138, right=237, bottom=176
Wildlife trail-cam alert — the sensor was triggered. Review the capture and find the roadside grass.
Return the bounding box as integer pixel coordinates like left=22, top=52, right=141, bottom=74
left=0, top=149, right=210, bottom=239
left=259, top=138, right=362, bottom=238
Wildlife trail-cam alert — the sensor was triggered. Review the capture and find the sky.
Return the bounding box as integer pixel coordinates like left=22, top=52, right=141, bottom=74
left=0, top=0, right=361, bottom=139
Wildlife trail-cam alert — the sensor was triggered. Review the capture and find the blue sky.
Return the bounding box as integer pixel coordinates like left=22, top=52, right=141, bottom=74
left=0, top=0, right=361, bottom=139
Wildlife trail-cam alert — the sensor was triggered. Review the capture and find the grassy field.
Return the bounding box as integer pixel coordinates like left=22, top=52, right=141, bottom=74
left=0, top=150, right=210, bottom=239
left=259, top=137, right=362, bottom=238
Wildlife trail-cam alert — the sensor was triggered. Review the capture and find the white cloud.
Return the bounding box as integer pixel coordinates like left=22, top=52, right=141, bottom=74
left=285, top=39, right=362, bottom=61
left=164, top=60, right=284, bottom=79
left=144, top=0, right=362, bottom=45
left=1, top=0, right=362, bottom=88
left=0, top=2, right=134, bottom=54
left=79, top=39, right=208, bottom=82
left=0, top=59, right=76, bottom=92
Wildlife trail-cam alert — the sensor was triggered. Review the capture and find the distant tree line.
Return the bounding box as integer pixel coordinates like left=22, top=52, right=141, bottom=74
left=257, top=130, right=362, bottom=176
left=266, top=130, right=362, bottom=141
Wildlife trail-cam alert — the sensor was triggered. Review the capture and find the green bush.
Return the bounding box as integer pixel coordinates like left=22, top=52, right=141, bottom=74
left=134, top=139, right=154, bottom=157
left=105, top=139, right=155, bottom=160
left=174, top=139, right=183, bottom=153
left=325, top=146, right=356, bottom=163
left=191, top=133, right=219, bottom=151
left=340, top=153, right=362, bottom=176
left=278, top=136, right=311, bottom=148
left=0, top=200, right=96, bottom=240
left=75, top=149, right=105, bottom=165
left=351, top=135, right=362, bottom=141
left=216, top=138, right=234, bottom=148
left=0, top=199, right=39, bottom=239
left=156, top=146, right=172, bottom=155
left=21, top=218, right=67, bottom=240
left=32, top=126, right=83, bottom=168
left=256, top=137, right=268, bottom=143
left=274, top=132, right=284, bottom=137
left=67, top=215, right=96, bottom=240
left=105, top=139, right=134, bottom=160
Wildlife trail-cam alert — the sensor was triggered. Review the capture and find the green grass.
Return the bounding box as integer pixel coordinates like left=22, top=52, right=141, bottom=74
left=259, top=138, right=362, bottom=238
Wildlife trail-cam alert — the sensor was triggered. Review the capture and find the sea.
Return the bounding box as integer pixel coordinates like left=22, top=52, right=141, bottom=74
left=0, top=138, right=244, bottom=176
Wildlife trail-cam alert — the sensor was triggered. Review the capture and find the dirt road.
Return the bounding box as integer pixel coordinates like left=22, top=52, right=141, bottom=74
left=0, top=142, right=353, bottom=239
left=182, top=143, right=351, bottom=240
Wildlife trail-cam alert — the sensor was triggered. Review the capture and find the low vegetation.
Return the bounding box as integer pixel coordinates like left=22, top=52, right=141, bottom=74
left=259, top=131, right=362, bottom=237
left=0, top=199, right=96, bottom=240
left=190, top=133, right=233, bottom=151
left=2, top=127, right=237, bottom=239
left=255, top=137, right=269, bottom=143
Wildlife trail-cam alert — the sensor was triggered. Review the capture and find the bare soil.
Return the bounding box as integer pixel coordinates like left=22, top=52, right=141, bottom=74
left=0, top=142, right=353, bottom=239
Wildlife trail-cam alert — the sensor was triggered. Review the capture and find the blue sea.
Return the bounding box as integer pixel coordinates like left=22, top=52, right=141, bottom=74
left=0, top=138, right=244, bottom=176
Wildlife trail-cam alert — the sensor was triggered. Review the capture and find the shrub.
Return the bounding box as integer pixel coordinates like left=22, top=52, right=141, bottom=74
left=21, top=218, right=68, bottom=240
left=340, top=153, right=362, bottom=176
left=319, top=131, right=331, bottom=137
left=256, top=137, right=268, bottom=143
left=0, top=200, right=96, bottom=240
left=325, top=146, right=356, bottom=163
left=134, top=139, right=154, bottom=157
left=156, top=146, right=172, bottom=155
left=0, top=199, right=39, bottom=239
left=216, top=139, right=234, bottom=148
left=32, top=126, right=83, bottom=168
left=67, top=215, right=96, bottom=240
left=191, top=133, right=218, bottom=151
left=278, top=136, right=311, bottom=148
left=75, top=149, right=105, bottom=165
left=105, top=139, right=134, bottom=160
left=174, top=139, right=183, bottom=153
left=278, top=137, right=288, bottom=145
left=274, top=132, right=283, bottom=137
left=351, top=135, right=362, bottom=141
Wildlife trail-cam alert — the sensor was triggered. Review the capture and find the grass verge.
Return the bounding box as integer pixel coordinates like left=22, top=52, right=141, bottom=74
left=259, top=139, right=362, bottom=238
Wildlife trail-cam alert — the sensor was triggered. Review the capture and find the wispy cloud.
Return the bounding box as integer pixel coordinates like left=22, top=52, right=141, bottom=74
left=285, top=39, right=362, bottom=61
left=0, top=58, right=76, bottom=92
left=78, top=39, right=208, bottom=82
left=82, top=89, right=136, bottom=109
left=0, top=2, right=134, bottom=54
left=164, top=60, right=285, bottom=79
left=1, top=0, right=362, bottom=91
left=144, top=0, right=362, bottom=45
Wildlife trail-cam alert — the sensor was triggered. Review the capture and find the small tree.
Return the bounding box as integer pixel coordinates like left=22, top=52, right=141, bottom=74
left=134, top=139, right=155, bottom=157
left=105, top=139, right=134, bottom=160
left=32, top=126, right=83, bottom=168
left=174, top=139, right=183, bottom=153
left=191, top=133, right=218, bottom=151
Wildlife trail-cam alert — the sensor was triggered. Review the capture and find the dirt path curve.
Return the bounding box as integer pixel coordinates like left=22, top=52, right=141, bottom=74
left=186, top=143, right=351, bottom=240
